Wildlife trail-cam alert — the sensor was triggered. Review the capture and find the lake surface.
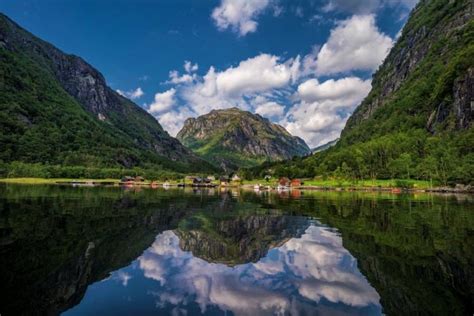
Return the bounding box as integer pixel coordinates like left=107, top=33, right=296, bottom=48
left=0, top=185, right=473, bottom=315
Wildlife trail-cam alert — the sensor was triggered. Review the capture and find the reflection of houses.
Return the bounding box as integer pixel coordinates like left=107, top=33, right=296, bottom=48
left=193, top=177, right=211, bottom=184
left=192, top=177, right=213, bottom=186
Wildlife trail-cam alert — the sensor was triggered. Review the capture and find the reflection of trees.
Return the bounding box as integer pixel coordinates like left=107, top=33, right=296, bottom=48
left=0, top=185, right=206, bottom=315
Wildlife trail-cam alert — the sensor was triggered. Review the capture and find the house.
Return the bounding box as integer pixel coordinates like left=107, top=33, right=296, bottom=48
left=185, top=176, right=197, bottom=182
left=135, top=176, right=145, bottom=182
left=290, top=179, right=302, bottom=187
left=232, top=174, right=241, bottom=182
left=193, top=177, right=203, bottom=184
left=207, top=175, right=216, bottom=181
left=121, top=176, right=134, bottom=182
left=220, top=176, right=230, bottom=185
left=279, top=177, right=290, bottom=187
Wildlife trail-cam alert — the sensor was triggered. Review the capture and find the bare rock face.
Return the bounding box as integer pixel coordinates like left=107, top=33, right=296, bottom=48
left=177, top=108, right=311, bottom=170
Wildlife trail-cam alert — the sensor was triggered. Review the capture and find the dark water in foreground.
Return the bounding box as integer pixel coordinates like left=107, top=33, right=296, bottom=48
left=0, top=185, right=473, bottom=315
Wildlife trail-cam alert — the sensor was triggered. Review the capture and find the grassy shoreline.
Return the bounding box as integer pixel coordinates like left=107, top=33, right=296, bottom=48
left=0, top=177, right=471, bottom=194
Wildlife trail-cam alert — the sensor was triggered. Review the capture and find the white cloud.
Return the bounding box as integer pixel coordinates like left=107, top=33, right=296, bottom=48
left=116, top=87, right=144, bottom=100
left=155, top=107, right=196, bottom=137
left=297, top=77, right=371, bottom=104
left=211, top=0, right=273, bottom=36
left=282, top=77, right=371, bottom=147
left=148, top=88, right=176, bottom=115
left=214, top=54, right=295, bottom=96
left=168, top=70, right=196, bottom=84
left=308, top=15, right=393, bottom=75
left=255, top=101, right=285, bottom=119
left=180, top=54, right=299, bottom=117
left=184, top=60, right=199, bottom=73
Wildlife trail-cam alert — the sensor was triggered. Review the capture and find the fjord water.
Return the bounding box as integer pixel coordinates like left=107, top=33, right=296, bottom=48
left=0, top=185, right=472, bottom=315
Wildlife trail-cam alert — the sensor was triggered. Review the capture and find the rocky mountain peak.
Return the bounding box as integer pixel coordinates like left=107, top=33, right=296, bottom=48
left=177, top=108, right=310, bottom=170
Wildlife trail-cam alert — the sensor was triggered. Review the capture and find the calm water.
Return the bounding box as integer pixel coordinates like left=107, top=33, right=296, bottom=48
left=0, top=185, right=473, bottom=315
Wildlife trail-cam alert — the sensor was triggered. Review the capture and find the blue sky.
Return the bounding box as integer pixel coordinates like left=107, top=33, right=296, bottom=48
left=0, top=0, right=417, bottom=147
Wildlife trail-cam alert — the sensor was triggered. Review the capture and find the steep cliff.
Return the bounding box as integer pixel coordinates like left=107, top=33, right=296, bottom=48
left=0, top=13, right=213, bottom=172
left=177, top=108, right=311, bottom=170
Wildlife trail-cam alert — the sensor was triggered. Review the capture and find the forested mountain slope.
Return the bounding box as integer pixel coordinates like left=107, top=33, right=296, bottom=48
left=0, top=13, right=215, bottom=174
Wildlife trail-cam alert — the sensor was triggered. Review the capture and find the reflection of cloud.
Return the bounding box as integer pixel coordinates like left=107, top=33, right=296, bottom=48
left=114, top=271, right=132, bottom=287
left=139, top=226, right=381, bottom=315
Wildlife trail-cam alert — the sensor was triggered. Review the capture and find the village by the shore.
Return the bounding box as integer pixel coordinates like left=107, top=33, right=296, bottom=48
left=34, top=174, right=473, bottom=194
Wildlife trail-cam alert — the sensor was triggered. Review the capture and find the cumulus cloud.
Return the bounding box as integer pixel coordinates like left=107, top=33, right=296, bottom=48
left=148, top=88, right=176, bottom=115
left=154, top=54, right=300, bottom=134
left=255, top=101, right=285, bottom=119
left=116, top=87, right=144, bottom=100
left=154, top=107, right=196, bottom=137
left=212, top=0, right=273, bottom=36
left=184, top=60, right=199, bottom=73
left=282, top=77, right=371, bottom=147
left=306, top=15, right=393, bottom=75
left=168, top=70, right=196, bottom=84
left=213, top=54, right=295, bottom=96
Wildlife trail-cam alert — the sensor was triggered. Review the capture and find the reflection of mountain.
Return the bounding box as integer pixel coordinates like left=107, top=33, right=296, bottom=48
left=175, top=215, right=309, bottom=266
left=0, top=185, right=205, bottom=315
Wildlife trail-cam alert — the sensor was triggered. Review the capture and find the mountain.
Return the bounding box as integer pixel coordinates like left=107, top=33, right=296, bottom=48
left=249, top=0, right=473, bottom=184
left=176, top=108, right=311, bottom=170
left=312, top=138, right=339, bottom=154
left=0, top=13, right=214, bottom=173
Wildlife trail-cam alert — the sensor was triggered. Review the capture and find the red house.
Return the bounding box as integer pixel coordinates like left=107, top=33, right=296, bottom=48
left=279, top=177, right=290, bottom=187
left=291, top=179, right=302, bottom=187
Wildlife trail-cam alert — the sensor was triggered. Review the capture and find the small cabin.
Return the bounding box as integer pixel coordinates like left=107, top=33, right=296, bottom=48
left=220, top=176, right=230, bottom=185
left=193, top=177, right=203, bottom=184
left=232, top=174, right=241, bottom=182
left=121, top=176, right=134, bottom=182
left=290, top=179, right=302, bottom=187
left=135, top=176, right=145, bottom=182
left=207, top=175, right=216, bottom=181
left=185, top=176, right=197, bottom=182
left=279, top=177, right=290, bottom=187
